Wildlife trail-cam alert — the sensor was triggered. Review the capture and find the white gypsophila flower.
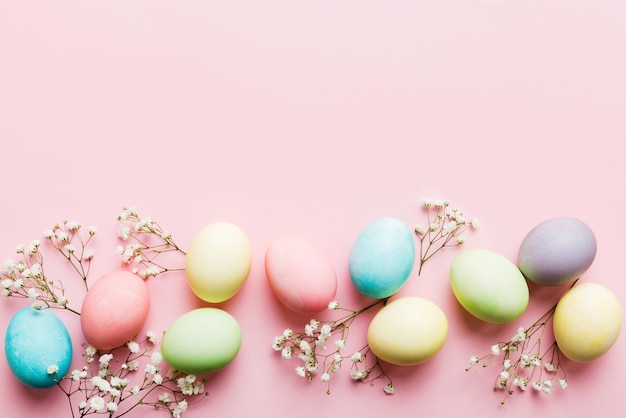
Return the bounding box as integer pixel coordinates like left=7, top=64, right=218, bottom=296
left=1, top=279, right=13, bottom=289
left=85, top=345, right=97, bottom=356
left=130, top=385, right=140, bottom=396
left=153, top=374, right=163, bottom=385
left=281, top=347, right=292, bottom=359
left=90, top=396, right=105, bottom=411
left=99, top=354, right=113, bottom=367
left=106, top=402, right=118, bottom=412
left=384, top=384, right=395, bottom=394
left=66, top=222, right=80, bottom=231
left=57, top=296, right=68, bottom=306
left=43, top=229, right=54, bottom=239
left=299, top=340, right=311, bottom=354
left=456, top=235, right=465, bottom=244
left=79, top=401, right=87, bottom=410
left=544, top=361, right=556, bottom=372
left=469, top=356, right=479, bottom=365
left=320, top=373, right=330, bottom=382
left=127, top=360, right=139, bottom=371
left=159, top=393, right=171, bottom=403
left=87, top=226, right=97, bottom=235
left=351, top=352, right=362, bottom=363
left=27, top=287, right=39, bottom=300
left=282, top=328, right=293, bottom=338
left=414, top=224, right=427, bottom=235
left=320, top=324, right=332, bottom=337
left=470, top=219, right=479, bottom=229
left=152, top=352, right=163, bottom=364
left=490, top=344, right=501, bottom=356
left=350, top=369, right=368, bottom=380
left=335, top=339, right=345, bottom=349
left=47, top=365, right=59, bottom=375
left=83, top=249, right=95, bottom=261
left=272, top=336, right=285, bottom=351
left=295, top=366, right=306, bottom=378
left=559, top=378, right=568, bottom=389
left=146, top=331, right=157, bottom=343
left=145, top=363, right=158, bottom=375
left=328, top=301, right=340, bottom=310
left=117, top=224, right=131, bottom=240
left=444, top=221, right=457, bottom=233
left=127, top=341, right=140, bottom=353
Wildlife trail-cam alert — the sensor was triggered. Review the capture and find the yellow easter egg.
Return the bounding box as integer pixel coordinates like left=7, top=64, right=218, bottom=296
left=367, top=297, right=448, bottom=366
left=185, top=222, right=252, bottom=303
left=553, top=282, right=622, bottom=362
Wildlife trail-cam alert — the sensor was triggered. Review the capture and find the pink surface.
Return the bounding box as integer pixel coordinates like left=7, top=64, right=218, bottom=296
left=1, top=1, right=625, bottom=417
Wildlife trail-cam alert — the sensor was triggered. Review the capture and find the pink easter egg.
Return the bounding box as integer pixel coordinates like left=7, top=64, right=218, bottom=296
left=265, top=237, right=337, bottom=314
left=80, top=270, right=150, bottom=350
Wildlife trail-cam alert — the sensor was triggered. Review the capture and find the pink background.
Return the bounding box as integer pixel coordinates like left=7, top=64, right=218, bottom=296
left=1, top=1, right=625, bottom=417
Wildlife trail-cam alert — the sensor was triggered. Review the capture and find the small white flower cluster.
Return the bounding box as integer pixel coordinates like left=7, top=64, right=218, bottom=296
left=116, top=207, right=184, bottom=279
left=272, top=300, right=393, bottom=395
left=415, top=198, right=478, bottom=275
left=467, top=317, right=568, bottom=404
left=59, top=335, right=207, bottom=417
left=1, top=221, right=96, bottom=314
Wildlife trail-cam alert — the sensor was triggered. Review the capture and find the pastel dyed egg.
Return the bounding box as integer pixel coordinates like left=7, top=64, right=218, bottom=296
left=367, top=297, right=448, bottom=366
left=5, top=307, right=72, bottom=388
left=185, top=222, right=252, bottom=303
left=161, top=308, right=241, bottom=374
left=349, top=217, right=415, bottom=299
left=81, top=270, right=150, bottom=350
left=518, top=217, right=597, bottom=286
left=554, top=282, right=622, bottom=362
left=450, top=249, right=529, bottom=323
left=265, top=236, right=337, bottom=313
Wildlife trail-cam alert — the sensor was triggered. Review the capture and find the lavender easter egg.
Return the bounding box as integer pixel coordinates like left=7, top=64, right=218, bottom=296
left=450, top=249, right=529, bottom=323
left=518, top=217, right=597, bottom=286
left=554, top=283, right=622, bottom=362
left=265, top=237, right=337, bottom=313
left=349, top=217, right=415, bottom=299
left=5, top=307, right=72, bottom=388
left=186, top=222, right=252, bottom=303
left=81, top=270, right=150, bottom=350
left=161, top=308, right=242, bottom=374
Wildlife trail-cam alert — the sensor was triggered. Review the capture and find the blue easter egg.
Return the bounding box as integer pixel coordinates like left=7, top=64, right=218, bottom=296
left=349, top=217, right=416, bottom=298
left=5, top=307, right=73, bottom=388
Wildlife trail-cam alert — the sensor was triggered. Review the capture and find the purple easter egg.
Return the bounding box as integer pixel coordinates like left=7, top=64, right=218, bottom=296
left=517, top=217, right=597, bottom=286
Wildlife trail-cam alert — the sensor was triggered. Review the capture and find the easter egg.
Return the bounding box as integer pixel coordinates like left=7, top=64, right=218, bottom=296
left=265, top=236, right=337, bottom=313
left=518, top=217, right=597, bottom=286
left=5, top=307, right=72, bottom=388
left=367, top=297, right=448, bottom=366
left=81, top=270, right=150, bottom=350
left=161, top=308, right=242, bottom=374
left=554, top=282, right=622, bottom=362
left=450, top=249, right=529, bottom=323
left=185, top=222, right=252, bottom=303
left=349, top=217, right=415, bottom=299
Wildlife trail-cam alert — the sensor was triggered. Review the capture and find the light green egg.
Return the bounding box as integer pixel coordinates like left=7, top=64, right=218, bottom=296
left=161, top=308, right=242, bottom=374
left=450, top=249, right=529, bottom=324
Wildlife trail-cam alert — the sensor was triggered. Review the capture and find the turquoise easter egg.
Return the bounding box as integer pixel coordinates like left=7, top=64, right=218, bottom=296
left=349, top=217, right=416, bottom=299
left=161, top=308, right=241, bottom=375
left=5, top=307, right=73, bottom=388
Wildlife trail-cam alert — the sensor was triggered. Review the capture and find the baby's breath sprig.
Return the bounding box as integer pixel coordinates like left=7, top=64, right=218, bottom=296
left=415, top=199, right=478, bottom=275
left=466, top=281, right=578, bottom=404
left=272, top=299, right=393, bottom=395
left=57, top=333, right=208, bottom=418
left=116, top=207, right=185, bottom=279
left=1, top=221, right=97, bottom=314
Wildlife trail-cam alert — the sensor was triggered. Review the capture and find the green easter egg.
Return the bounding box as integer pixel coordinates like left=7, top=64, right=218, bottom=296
left=161, top=308, right=241, bottom=374
left=450, top=249, right=529, bottom=324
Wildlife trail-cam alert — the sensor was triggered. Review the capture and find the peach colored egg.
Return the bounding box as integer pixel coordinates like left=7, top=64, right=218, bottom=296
left=81, top=270, right=150, bottom=350
left=265, top=236, right=337, bottom=313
